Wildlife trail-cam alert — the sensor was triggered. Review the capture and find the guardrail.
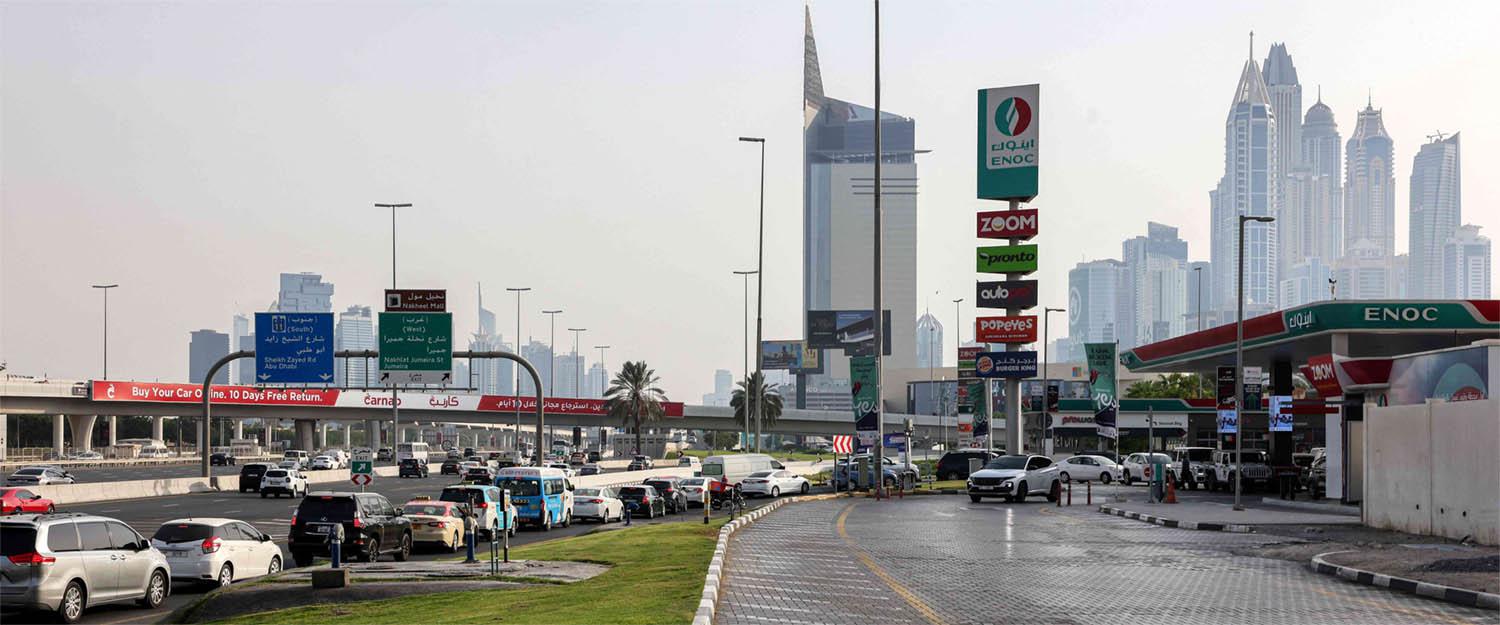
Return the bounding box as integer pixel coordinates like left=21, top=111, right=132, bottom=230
left=27, top=465, right=401, bottom=505
left=1, top=455, right=283, bottom=474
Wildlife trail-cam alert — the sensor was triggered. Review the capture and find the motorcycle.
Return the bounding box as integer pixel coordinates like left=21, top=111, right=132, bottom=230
left=709, top=481, right=745, bottom=512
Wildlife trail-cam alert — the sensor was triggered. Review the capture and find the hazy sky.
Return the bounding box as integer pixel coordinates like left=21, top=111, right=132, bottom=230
left=3, top=1, right=1496, bottom=402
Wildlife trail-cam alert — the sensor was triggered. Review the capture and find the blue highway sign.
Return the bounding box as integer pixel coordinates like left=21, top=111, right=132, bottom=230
left=254, top=312, right=335, bottom=384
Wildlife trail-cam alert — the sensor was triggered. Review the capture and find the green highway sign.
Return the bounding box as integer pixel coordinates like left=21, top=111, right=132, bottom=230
left=351, top=460, right=373, bottom=475
left=976, top=245, right=1039, bottom=274
left=378, top=312, right=453, bottom=385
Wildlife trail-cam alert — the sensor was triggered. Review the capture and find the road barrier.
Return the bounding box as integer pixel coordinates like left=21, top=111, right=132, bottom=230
left=28, top=465, right=400, bottom=505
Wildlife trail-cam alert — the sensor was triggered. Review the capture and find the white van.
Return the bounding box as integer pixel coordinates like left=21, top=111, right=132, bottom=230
left=282, top=449, right=310, bottom=465
left=701, top=453, right=785, bottom=485
left=397, top=441, right=430, bottom=464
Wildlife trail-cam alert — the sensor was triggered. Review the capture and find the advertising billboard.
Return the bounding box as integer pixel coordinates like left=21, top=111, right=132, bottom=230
left=761, top=341, right=802, bottom=370
left=806, top=310, right=893, bottom=356
left=1384, top=345, right=1489, bottom=406
left=976, top=209, right=1039, bottom=240
left=1269, top=395, right=1293, bottom=432
left=1085, top=343, right=1118, bottom=439
left=975, top=280, right=1038, bottom=310
left=975, top=315, right=1038, bottom=344
left=977, top=84, right=1040, bottom=201
left=976, top=245, right=1039, bottom=274
left=850, top=356, right=879, bottom=446
left=974, top=351, right=1038, bottom=379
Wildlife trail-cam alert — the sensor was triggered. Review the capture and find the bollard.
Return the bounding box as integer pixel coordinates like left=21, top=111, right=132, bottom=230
left=1087, top=480, right=1092, bottom=506
left=1066, top=480, right=1072, bottom=506
left=1054, top=481, right=1061, bottom=507
left=702, top=487, right=710, bottom=525
left=328, top=523, right=345, bottom=569
left=330, top=538, right=341, bottom=569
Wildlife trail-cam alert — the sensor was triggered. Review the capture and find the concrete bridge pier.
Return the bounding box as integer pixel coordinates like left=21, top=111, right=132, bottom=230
left=234, top=420, right=244, bottom=441
left=53, top=415, right=65, bottom=457
left=107, top=416, right=117, bottom=447
left=66, top=415, right=98, bottom=453
left=152, top=416, right=165, bottom=443
left=262, top=419, right=273, bottom=449
left=317, top=422, right=328, bottom=449
left=294, top=420, right=316, bottom=452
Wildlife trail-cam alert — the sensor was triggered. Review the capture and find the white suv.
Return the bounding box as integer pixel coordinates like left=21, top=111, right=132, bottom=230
left=966, top=454, right=1061, bottom=503
left=1208, top=449, right=1272, bottom=492
left=258, top=469, right=307, bottom=498
left=150, top=518, right=282, bottom=588
left=1121, top=453, right=1175, bottom=485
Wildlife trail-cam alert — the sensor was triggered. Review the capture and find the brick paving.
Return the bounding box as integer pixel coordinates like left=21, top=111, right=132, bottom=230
left=717, top=496, right=1500, bottom=625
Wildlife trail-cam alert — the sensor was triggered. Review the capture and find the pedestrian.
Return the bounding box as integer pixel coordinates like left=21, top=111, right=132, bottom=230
left=1180, top=455, right=1192, bottom=490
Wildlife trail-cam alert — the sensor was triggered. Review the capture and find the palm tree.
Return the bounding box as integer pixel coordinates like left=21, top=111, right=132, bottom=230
left=603, top=361, right=668, bottom=455
left=730, top=372, right=783, bottom=451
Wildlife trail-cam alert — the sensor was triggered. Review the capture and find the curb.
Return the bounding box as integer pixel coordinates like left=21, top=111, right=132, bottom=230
left=1098, top=504, right=1253, bottom=533
left=1311, top=551, right=1499, bottom=611
left=692, top=495, right=834, bottom=625
left=1257, top=496, right=1360, bottom=517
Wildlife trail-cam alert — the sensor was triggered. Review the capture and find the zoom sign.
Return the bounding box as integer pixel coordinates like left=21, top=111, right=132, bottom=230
left=976, top=209, right=1038, bottom=240
left=976, top=280, right=1037, bottom=310
left=975, top=315, right=1038, bottom=344
left=976, top=245, right=1038, bottom=274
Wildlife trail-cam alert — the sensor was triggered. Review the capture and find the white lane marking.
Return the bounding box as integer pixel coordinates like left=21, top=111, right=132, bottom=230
left=162, top=504, right=179, bottom=508
left=100, top=509, right=121, bottom=513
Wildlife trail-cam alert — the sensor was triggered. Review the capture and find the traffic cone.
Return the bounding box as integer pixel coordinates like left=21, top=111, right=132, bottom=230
left=1165, top=478, right=1179, bottom=504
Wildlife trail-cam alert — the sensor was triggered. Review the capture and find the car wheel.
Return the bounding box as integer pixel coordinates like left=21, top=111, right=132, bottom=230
left=58, top=579, right=85, bottom=623
left=542, top=512, right=552, bottom=531
left=1059, top=472, right=1070, bottom=483
left=292, top=551, right=313, bottom=568
left=1123, top=470, right=1133, bottom=485
left=260, top=492, right=267, bottom=498
left=216, top=563, right=234, bottom=588
left=364, top=537, right=381, bottom=562
left=1101, top=473, right=1112, bottom=484
left=1015, top=481, right=1028, bottom=503
left=267, top=556, right=282, bottom=576
left=394, top=533, right=411, bottom=562
left=969, top=495, right=981, bottom=503
left=140, top=569, right=167, bottom=609
left=771, top=486, right=780, bottom=498
left=800, top=482, right=810, bottom=495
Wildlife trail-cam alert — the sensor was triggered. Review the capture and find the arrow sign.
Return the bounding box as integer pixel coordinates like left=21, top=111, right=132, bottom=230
left=254, top=313, right=336, bottom=384
left=350, top=473, right=372, bottom=486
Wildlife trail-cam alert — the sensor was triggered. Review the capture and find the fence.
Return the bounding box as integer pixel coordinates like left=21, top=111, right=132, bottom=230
left=1363, top=398, right=1498, bottom=545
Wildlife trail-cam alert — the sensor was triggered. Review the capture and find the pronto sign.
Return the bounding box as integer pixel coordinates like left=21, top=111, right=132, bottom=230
left=975, top=316, right=1038, bottom=344
left=976, top=209, right=1038, bottom=240
left=977, top=84, right=1039, bottom=201
left=976, top=245, right=1039, bottom=274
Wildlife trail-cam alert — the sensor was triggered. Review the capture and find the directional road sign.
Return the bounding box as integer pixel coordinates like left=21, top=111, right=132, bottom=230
left=378, top=312, right=453, bottom=385
left=351, top=473, right=372, bottom=486
left=253, top=313, right=335, bottom=384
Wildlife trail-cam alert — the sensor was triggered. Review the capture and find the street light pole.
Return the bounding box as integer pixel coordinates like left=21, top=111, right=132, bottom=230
left=738, top=136, right=767, bottom=453
left=871, top=0, right=886, bottom=496
left=733, top=270, right=757, bottom=450
left=507, top=287, right=531, bottom=455
left=92, top=284, right=119, bottom=451
left=1235, top=214, right=1275, bottom=511
left=952, top=298, right=962, bottom=451
left=1042, top=307, right=1065, bottom=457
left=568, top=328, right=586, bottom=447
left=594, top=345, right=610, bottom=453
left=374, top=203, right=411, bottom=453
left=543, top=309, right=562, bottom=444
left=1194, top=265, right=1205, bottom=399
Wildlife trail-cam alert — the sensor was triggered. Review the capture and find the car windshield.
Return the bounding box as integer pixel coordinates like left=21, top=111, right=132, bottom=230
left=152, top=523, right=213, bottom=543
left=618, top=487, right=649, bottom=498
left=493, top=479, right=541, bottom=497
left=576, top=488, right=602, bottom=497
left=240, top=465, right=267, bottom=474
left=1185, top=449, right=1213, bottom=461
left=1239, top=452, right=1268, bottom=463
left=983, top=456, right=1029, bottom=470
left=266, top=470, right=288, bottom=478
left=0, top=526, right=36, bottom=556
left=401, top=459, right=420, bottom=466
left=1148, top=454, right=1172, bottom=464
left=404, top=504, right=453, bottom=516
left=297, top=496, right=358, bottom=520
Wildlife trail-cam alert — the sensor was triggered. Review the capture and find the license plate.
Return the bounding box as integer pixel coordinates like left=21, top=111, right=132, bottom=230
left=307, top=523, right=334, bottom=534
left=167, top=550, right=190, bottom=558
left=976, top=486, right=994, bottom=491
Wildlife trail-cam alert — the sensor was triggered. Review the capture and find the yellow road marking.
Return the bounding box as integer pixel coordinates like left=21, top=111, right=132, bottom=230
left=836, top=503, right=947, bottom=625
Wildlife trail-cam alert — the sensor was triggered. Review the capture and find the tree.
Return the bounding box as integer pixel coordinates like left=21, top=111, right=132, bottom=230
left=730, top=372, right=783, bottom=449
left=1124, top=373, right=1209, bottom=399
left=603, top=360, right=668, bottom=455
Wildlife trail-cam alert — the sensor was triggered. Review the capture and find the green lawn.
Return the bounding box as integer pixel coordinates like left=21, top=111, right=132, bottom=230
left=213, top=519, right=729, bottom=624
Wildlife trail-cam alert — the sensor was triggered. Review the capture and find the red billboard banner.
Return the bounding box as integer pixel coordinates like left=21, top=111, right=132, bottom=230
left=975, top=316, right=1038, bottom=344
left=976, top=209, right=1039, bottom=240
left=476, top=395, right=684, bottom=418
left=90, top=381, right=341, bottom=406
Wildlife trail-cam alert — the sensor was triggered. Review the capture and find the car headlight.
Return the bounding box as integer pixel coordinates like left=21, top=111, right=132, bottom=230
left=1000, top=481, right=1011, bottom=488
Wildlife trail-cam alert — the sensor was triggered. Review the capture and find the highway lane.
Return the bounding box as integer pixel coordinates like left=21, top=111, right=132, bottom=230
left=13, top=459, right=631, bottom=486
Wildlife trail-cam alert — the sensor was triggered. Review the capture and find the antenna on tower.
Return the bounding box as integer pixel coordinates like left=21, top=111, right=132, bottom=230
left=1249, top=30, right=1254, bottom=60
left=1427, top=130, right=1448, bottom=142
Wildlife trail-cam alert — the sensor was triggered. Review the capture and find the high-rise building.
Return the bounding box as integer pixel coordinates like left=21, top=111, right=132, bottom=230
left=915, top=312, right=944, bottom=369
left=1121, top=222, right=1189, bottom=347
left=1300, top=92, right=1344, bottom=261
left=189, top=329, right=230, bottom=385
left=585, top=363, right=608, bottom=399
left=276, top=273, right=334, bottom=313
left=1263, top=43, right=1302, bottom=273
left=1444, top=225, right=1491, bottom=298
left=1409, top=133, right=1462, bottom=298
left=231, top=314, right=250, bottom=384
left=235, top=331, right=255, bottom=384
left=468, top=285, right=512, bottom=394
left=1066, top=260, right=1127, bottom=362
left=555, top=353, right=584, bottom=397
left=701, top=369, right=733, bottom=407
left=803, top=7, right=918, bottom=404
left=519, top=340, right=553, bottom=396
left=1210, top=37, right=1279, bottom=323
left=1280, top=257, right=1333, bottom=309
left=1344, top=100, right=1395, bottom=258
left=1332, top=240, right=1395, bottom=300
left=335, top=305, right=375, bottom=387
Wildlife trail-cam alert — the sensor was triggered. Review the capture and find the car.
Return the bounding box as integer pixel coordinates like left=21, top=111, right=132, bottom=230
left=677, top=455, right=702, bottom=471
left=277, top=459, right=303, bottom=471
left=150, top=518, right=282, bottom=588
left=568, top=452, right=588, bottom=466
left=376, top=448, right=394, bottom=461
left=1120, top=453, right=1176, bottom=485
left=400, top=498, right=466, bottom=552
left=677, top=477, right=716, bottom=507
left=6, top=467, right=74, bottom=487
left=1169, top=446, right=1215, bottom=490
left=627, top=455, right=654, bottom=471
left=1208, top=449, right=1273, bottom=492
left=966, top=454, right=1062, bottom=503
left=616, top=485, right=666, bottom=519
left=739, top=470, right=810, bottom=498
left=398, top=458, right=429, bottom=478
left=440, top=458, right=463, bottom=475
left=934, top=450, right=999, bottom=481
left=495, top=467, right=573, bottom=531
left=546, top=463, right=576, bottom=478
left=139, top=447, right=172, bottom=459
left=446, top=449, right=464, bottom=460
left=1074, top=449, right=1121, bottom=464
left=1, top=488, right=55, bottom=515
left=642, top=478, right=688, bottom=513
left=318, top=450, right=349, bottom=468
left=237, top=463, right=274, bottom=493
left=1303, top=454, right=1327, bottom=498
left=1056, top=455, right=1122, bottom=484
left=578, top=464, right=603, bottom=476
left=463, top=447, right=476, bottom=458
left=587, top=451, right=602, bottom=463
left=69, top=451, right=104, bottom=461
left=259, top=469, right=307, bottom=498
left=463, top=466, right=497, bottom=484
left=571, top=487, right=623, bottom=523
left=438, top=485, right=516, bottom=540
left=288, top=492, right=413, bottom=567
left=308, top=456, right=337, bottom=471
left=282, top=450, right=310, bottom=466
left=3, top=513, right=171, bottom=623
left=832, top=456, right=916, bottom=490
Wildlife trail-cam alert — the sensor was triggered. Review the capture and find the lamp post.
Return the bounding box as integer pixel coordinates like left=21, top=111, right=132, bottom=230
left=952, top=298, right=962, bottom=451
left=568, top=328, right=586, bottom=448
left=1235, top=214, right=1275, bottom=511
left=92, top=284, right=119, bottom=450
left=594, top=345, right=610, bottom=453
left=870, top=0, right=886, bottom=495
left=374, top=203, right=411, bottom=453
left=1194, top=265, right=1205, bottom=399
left=738, top=137, right=767, bottom=453
left=732, top=270, right=757, bottom=450
left=1041, top=307, right=1065, bottom=457
left=542, top=309, right=562, bottom=444
left=507, top=287, right=531, bottom=454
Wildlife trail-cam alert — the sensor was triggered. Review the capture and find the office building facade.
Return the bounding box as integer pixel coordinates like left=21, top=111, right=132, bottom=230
left=276, top=272, right=334, bottom=313
left=189, top=329, right=230, bottom=385
left=1444, top=225, right=1491, bottom=298
left=1409, top=133, right=1461, bottom=299
left=1121, top=222, right=1189, bottom=347
left=335, top=305, right=375, bottom=387
left=1210, top=40, right=1279, bottom=322
left=1344, top=102, right=1395, bottom=258
left=1066, top=259, right=1127, bottom=362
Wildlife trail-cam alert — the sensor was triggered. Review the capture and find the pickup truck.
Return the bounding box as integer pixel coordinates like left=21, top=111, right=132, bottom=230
left=966, top=454, right=1061, bottom=503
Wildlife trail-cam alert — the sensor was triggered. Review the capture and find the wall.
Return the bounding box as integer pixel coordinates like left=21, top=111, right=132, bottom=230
left=1363, top=398, right=1498, bottom=545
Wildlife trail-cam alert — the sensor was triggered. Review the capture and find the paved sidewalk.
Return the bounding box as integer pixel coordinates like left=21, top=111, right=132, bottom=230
left=1102, top=498, right=1363, bottom=527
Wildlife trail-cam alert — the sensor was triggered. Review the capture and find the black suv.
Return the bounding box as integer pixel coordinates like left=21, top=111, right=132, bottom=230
left=935, top=450, right=999, bottom=481
left=210, top=451, right=237, bottom=466
left=440, top=458, right=463, bottom=475
left=238, top=463, right=273, bottom=492
left=643, top=478, right=687, bottom=513
left=398, top=458, right=429, bottom=478
left=289, top=492, right=412, bottom=567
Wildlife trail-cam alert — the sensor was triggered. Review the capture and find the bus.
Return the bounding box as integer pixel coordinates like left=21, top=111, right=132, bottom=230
left=396, top=441, right=430, bottom=464
left=494, top=466, right=573, bottom=531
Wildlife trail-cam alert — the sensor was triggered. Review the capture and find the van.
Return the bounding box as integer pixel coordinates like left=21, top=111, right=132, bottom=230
left=396, top=442, right=430, bottom=464
left=282, top=450, right=310, bottom=465
left=700, top=454, right=784, bottom=485
left=493, top=467, right=573, bottom=531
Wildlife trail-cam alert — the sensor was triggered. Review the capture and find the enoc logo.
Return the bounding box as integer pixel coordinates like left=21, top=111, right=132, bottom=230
left=994, top=97, right=1033, bottom=137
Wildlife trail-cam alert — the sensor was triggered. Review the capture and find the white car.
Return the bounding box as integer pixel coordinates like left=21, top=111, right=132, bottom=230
left=309, top=456, right=337, bottom=471
left=678, top=477, right=717, bottom=507
left=739, top=470, right=810, bottom=498
left=572, top=487, right=623, bottom=523
left=966, top=454, right=1062, bottom=503
left=277, top=460, right=303, bottom=471
left=1121, top=452, right=1176, bottom=485
left=547, top=463, right=576, bottom=478
left=6, top=466, right=75, bottom=487
left=258, top=468, right=307, bottom=498
left=151, top=518, right=283, bottom=588
left=1056, top=455, right=1122, bottom=484
left=70, top=451, right=104, bottom=461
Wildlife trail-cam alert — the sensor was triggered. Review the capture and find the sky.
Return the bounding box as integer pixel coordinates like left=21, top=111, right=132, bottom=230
left=2, top=0, right=1496, bottom=402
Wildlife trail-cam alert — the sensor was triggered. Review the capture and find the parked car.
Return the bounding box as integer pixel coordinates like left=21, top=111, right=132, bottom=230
left=1208, top=449, right=1272, bottom=492
left=1056, top=455, right=1122, bottom=483
left=1, top=512, right=171, bottom=623
left=627, top=455, right=654, bottom=471
left=678, top=477, right=716, bottom=507
left=571, top=487, right=623, bottom=523
left=832, top=455, right=917, bottom=490
left=376, top=448, right=394, bottom=461
left=308, top=456, right=337, bottom=471
left=400, top=498, right=466, bottom=552
left=966, top=455, right=1062, bottom=503
left=616, top=485, right=666, bottom=519
left=150, top=518, right=281, bottom=588
left=1120, top=453, right=1176, bottom=485
left=438, top=485, right=515, bottom=540
left=578, top=464, right=603, bottom=476
left=6, top=467, right=74, bottom=487
left=398, top=458, right=430, bottom=478
left=258, top=469, right=307, bottom=498
left=1169, top=446, right=1215, bottom=490
left=934, top=450, right=999, bottom=481
left=237, top=463, right=273, bottom=493
left=1, top=488, right=55, bottom=515
left=288, top=492, right=413, bottom=567
left=642, top=478, right=687, bottom=513
left=739, top=470, right=810, bottom=498
left=70, top=451, right=104, bottom=461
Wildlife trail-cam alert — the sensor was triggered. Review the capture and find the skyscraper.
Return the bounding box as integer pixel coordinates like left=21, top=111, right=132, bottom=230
left=804, top=7, right=919, bottom=400
left=1444, top=225, right=1491, bottom=298
left=335, top=305, right=375, bottom=387
left=1263, top=43, right=1302, bottom=280
left=231, top=314, right=250, bottom=384
left=555, top=352, right=584, bottom=397
left=915, top=312, right=944, bottom=369
left=467, top=284, right=512, bottom=394
left=586, top=363, right=608, bottom=399
left=702, top=369, right=733, bottom=407
left=1066, top=260, right=1127, bottom=362
left=1121, top=222, right=1189, bottom=346
left=1409, top=133, right=1461, bottom=298
left=1210, top=36, right=1278, bottom=323
left=1344, top=100, right=1395, bottom=258
left=1282, top=92, right=1343, bottom=289
left=276, top=273, right=334, bottom=313
left=189, top=329, right=230, bottom=385
left=519, top=340, right=553, bottom=396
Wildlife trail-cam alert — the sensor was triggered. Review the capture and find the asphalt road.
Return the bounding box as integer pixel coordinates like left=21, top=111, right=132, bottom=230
left=14, top=459, right=633, bottom=486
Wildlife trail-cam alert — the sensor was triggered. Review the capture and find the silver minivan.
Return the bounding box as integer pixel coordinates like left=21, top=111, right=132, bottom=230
left=0, top=513, right=170, bottom=623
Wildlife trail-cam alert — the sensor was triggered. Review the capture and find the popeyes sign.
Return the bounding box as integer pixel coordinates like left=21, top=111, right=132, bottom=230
left=975, top=315, right=1038, bottom=343
left=976, top=209, right=1038, bottom=240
